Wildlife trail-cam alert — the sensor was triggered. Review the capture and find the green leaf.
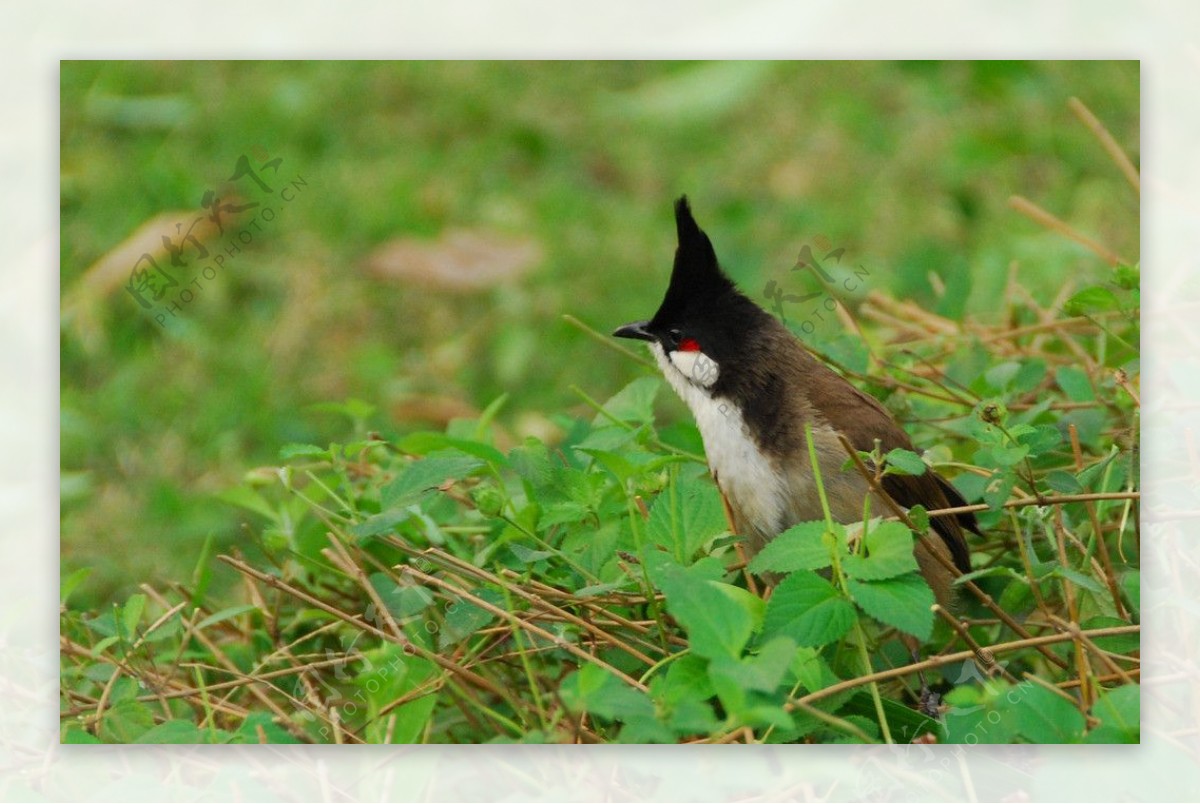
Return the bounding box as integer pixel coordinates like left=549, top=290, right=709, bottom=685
left=954, top=565, right=1028, bottom=586
left=508, top=543, right=555, bottom=564
left=646, top=552, right=763, bottom=659
left=233, top=712, right=301, bottom=744
left=109, top=676, right=142, bottom=704
left=578, top=443, right=653, bottom=482
left=395, top=432, right=508, bottom=468
left=475, top=392, right=510, bottom=437
left=139, top=614, right=182, bottom=643
left=1081, top=616, right=1139, bottom=654
left=1064, top=286, right=1120, bottom=316
left=62, top=724, right=101, bottom=744
left=83, top=609, right=119, bottom=638
left=1077, top=449, right=1120, bottom=490
left=1011, top=359, right=1047, bottom=394
left=191, top=531, right=216, bottom=609
left=982, top=470, right=1016, bottom=510
left=216, top=485, right=278, bottom=521
left=982, top=443, right=1030, bottom=468
left=1113, top=263, right=1139, bottom=291
left=134, top=720, right=216, bottom=744
left=509, top=437, right=556, bottom=489
left=907, top=504, right=930, bottom=533
left=1008, top=682, right=1086, bottom=743
left=825, top=332, right=872, bottom=374
left=121, top=594, right=146, bottom=640
left=195, top=604, right=259, bottom=631
left=708, top=636, right=797, bottom=694
left=761, top=571, right=855, bottom=647
left=381, top=452, right=484, bottom=510
left=388, top=689, right=440, bottom=745
left=362, top=655, right=439, bottom=744
left=595, top=376, right=659, bottom=427
left=1121, top=570, right=1140, bottom=616
left=883, top=448, right=926, bottom=476
left=1052, top=566, right=1107, bottom=595
left=99, top=700, right=156, bottom=743
left=944, top=683, right=1020, bottom=744
left=984, top=361, right=1020, bottom=391
left=61, top=567, right=92, bottom=606
left=575, top=426, right=639, bottom=454
left=749, top=520, right=835, bottom=575
left=537, top=500, right=589, bottom=528
left=90, top=635, right=120, bottom=656
left=278, top=442, right=329, bottom=460
left=1085, top=685, right=1139, bottom=743
left=655, top=654, right=716, bottom=704
left=997, top=577, right=1034, bottom=616
left=352, top=508, right=415, bottom=540
left=847, top=574, right=934, bottom=641
left=1055, top=365, right=1095, bottom=402
left=308, top=397, right=376, bottom=421
left=651, top=655, right=720, bottom=735
left=1015, top=424, right=1061, bottom=455
left=843, top=692, right=946, bottom=744
left=829, top=714, right=880, bottom=744
left=1044, top=469, right=1084, bottom=495
left=952, top=471, right=989, bottom=504
left=438, top=593, right=499, bottom=649
left=842, top=522, right=919, bottom=581
left=647, top=474, right=729, bottom=562
left=560, top=664, right=655, bottom=723
left=370, top=572, right=434, bottom=619
left=618, top=713, right=677, bottom=744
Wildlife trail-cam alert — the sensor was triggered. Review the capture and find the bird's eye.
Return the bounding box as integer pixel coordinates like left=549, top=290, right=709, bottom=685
left=666, top=329, right=682, bottom=349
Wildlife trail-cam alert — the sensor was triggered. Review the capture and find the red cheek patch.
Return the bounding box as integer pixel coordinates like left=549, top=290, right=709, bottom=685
left=678, top=337, right=701, bottom=352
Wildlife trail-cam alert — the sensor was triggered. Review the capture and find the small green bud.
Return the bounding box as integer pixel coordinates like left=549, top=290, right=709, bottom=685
left=471, top=484, right=505, bottom=517
left=979, top=400, right=1006, bottom=425
left=261, top=528, right=290, bottom=554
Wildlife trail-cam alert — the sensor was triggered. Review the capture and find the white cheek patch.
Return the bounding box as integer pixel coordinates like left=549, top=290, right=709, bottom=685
left=668, top=349, right=720, bottom=389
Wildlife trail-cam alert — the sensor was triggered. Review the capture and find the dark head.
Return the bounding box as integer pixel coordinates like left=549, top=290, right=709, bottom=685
left=613, top=196, right=774, bottom=394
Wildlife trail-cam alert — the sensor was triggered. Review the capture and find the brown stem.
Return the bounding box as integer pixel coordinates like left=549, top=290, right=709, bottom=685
left=790, top=624, right=1138, bottom=708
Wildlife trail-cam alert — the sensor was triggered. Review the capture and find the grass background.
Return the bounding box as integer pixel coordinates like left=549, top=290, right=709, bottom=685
left=60, top=60, right=1138, bottom=606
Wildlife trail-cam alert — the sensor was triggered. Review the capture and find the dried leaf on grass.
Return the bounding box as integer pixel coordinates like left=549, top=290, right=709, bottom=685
left=391, top=394, right=479, bottom=427
left=62, top=210, right=228, bottom=348
left=366, top=229, right=541, bottom=293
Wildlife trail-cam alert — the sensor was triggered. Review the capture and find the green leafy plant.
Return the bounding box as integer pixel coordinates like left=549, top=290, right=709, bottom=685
left=60, top=82, right=1139, bottom=745
left=61, top=299, right=1140, bottom=743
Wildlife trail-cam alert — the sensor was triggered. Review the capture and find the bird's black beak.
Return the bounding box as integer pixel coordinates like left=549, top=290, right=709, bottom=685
left=613, top=320, right=655, bottom=342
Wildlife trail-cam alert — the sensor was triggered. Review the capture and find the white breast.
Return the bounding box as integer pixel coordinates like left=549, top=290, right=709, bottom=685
left=650, top=343, right=788, bottom=539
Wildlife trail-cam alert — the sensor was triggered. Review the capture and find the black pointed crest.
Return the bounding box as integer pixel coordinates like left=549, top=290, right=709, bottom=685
left=652, top=196, right=736, bottom=324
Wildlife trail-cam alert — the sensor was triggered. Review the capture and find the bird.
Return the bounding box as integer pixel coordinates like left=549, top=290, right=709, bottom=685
left=613, top=196, right=979, bottom=612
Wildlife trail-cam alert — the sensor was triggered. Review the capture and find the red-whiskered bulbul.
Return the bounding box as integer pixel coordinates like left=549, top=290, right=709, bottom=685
left=614, top=197, right=978, bottom=610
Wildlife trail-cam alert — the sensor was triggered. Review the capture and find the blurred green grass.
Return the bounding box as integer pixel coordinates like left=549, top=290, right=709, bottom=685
left=59, top=61, right=1138, bottom=604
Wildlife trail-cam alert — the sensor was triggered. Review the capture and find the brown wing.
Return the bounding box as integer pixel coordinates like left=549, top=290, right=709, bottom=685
left=810, top=363, right=975, bottom=573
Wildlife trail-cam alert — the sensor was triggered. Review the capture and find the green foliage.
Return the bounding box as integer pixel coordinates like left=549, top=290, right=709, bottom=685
left=646, top=552, right=762, bottom=660
left=944, top=679, right=1138, bottom=744
left=59, top=60, right=1139, bottom=601
left=62, top=319, right=1140, bottom=743
left=62, top=233, right=1141, bottom=742
left=60, top=61, right=1139, bottom=745
left=762, top=571, right=856, bottom=648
